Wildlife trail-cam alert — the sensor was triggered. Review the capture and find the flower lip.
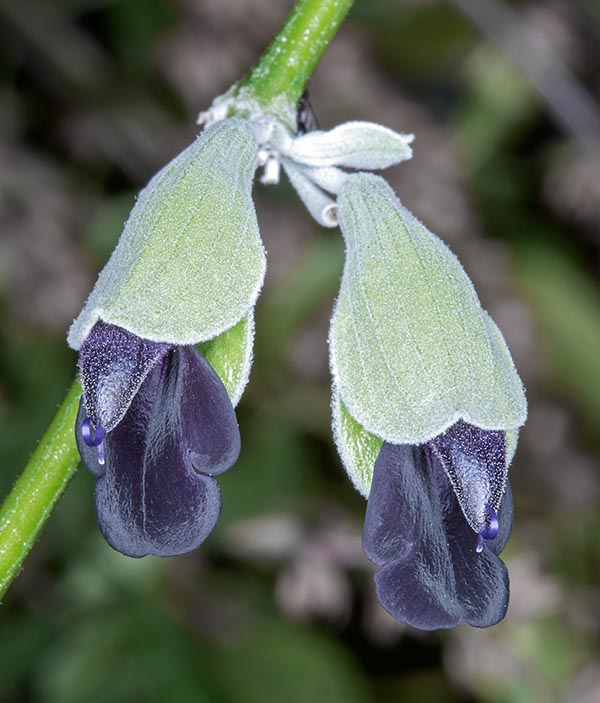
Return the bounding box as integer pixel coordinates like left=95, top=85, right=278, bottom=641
left=78, top=321, right=170, bottom=435
left=428, top=421, right=507, bottom=535
left=75, top=329, right=241, bottom=558
left=363, top=439, right=513, bottom=630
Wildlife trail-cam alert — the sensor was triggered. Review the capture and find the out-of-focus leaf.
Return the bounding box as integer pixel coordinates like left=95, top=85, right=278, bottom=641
left=515, top=241, right=600, bottom=444
left=210, top=619, right=370, bottom=703
left=83, top=193, right=134, bottom=264
left=356, top=1, right=473, bottom=81
left=0, top=335, right=74, bottom=485
left=258, top=234, right=344, bottom=365
left=36, top=600, right=213, bottom=703
left=216, top=417, right=320, bottom=532
left=457, top=45, right=538, bottom=169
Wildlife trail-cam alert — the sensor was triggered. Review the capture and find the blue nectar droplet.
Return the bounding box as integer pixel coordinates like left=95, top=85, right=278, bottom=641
left=476, top=503, right=499, bottom=552
left=97, top=440, right=105, bottom=466
left=82, top=416, right=106, bottom=465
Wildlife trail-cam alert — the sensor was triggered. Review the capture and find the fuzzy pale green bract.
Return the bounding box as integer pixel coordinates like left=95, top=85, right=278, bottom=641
left=68, top=119, right=265, bottom=349
left=330, top=174, right=526, bottom=491
left=197, top=312, right=254, bottom=407
left=331, top=391, right=383, bottom=496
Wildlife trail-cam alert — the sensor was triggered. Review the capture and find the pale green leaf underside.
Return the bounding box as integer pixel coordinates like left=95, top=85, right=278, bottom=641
left=332, top=390, right=383, bottom=497
left=68, top=118, right=265, bottom=349
left=505, top=429, right=519, bottom=467
left=198, top=312, right=254, bottom=407
left=330, top=174, right=527, bottom=445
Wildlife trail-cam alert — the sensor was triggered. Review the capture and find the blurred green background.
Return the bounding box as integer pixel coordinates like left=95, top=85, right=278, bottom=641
left=1, top=0, right=600, bottom=701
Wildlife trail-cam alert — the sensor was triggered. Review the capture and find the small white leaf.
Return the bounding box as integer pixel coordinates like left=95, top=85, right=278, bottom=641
left=286, top=121, right=414, bottom=170
left=303, top=166, right=349, bottom=195
left=283, top=161, right=338, bottom=228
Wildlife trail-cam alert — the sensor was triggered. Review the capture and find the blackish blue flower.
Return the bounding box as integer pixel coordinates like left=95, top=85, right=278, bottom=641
left=363, top=422, right=513, bottom=630
left=67, top=119, right=264, bottom=557
left=328, top=173, right=527, bottom=629
left=75, top=321, right=240, bottom=558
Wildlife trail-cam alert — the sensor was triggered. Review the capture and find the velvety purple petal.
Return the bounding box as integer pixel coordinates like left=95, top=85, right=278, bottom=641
left=76, top=346, right=240, bottom=557
left=363, top=438, right=512, bottom=630
left=78, top=321, right=169, bottom=432
left=174, top=348, right=241, bottom=476
left=429, top=422, right=507, bottom=533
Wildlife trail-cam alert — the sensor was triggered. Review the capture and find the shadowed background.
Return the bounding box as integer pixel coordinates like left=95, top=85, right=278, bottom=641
left=1, top=0, right=600, bottom=701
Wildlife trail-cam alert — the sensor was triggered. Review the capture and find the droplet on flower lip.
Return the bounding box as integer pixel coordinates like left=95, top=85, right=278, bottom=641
left=81, top=416, right=106, bottom=466
left=476, top=503, right=499, bottom=553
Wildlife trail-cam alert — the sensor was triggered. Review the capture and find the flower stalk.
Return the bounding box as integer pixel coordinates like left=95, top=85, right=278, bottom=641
left=0, top=0, right=354, bottom=596
left=0, top=381, right=81, bottom=599
left=240, top=0, right=354, bottom=113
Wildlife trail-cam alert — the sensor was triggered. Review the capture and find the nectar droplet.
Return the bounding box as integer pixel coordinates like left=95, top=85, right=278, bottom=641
left=476, top=503, right=499, bottom=552
left=82, top=416, right=106, bottom=466
left=82, top=416, right=105, bottom=446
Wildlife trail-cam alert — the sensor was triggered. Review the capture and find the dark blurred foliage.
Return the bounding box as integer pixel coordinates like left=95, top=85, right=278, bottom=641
left=1, top=1, right=600, bottom=701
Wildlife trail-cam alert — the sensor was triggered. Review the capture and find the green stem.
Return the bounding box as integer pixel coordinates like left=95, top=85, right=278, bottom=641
left=0, top=0, right=353, bottom=599
left=0, top=380, right=81, bottom=599
left=240, top=0, right=354, bottom=114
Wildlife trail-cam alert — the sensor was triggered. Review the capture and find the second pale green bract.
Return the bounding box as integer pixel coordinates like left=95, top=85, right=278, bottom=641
left=68, top=119, right=265, bottom=349
left=198, top=312, right=254, bottom=407
left=332, top=390, right=382, bottom=496
left=330, top=173, right=526, bottom=446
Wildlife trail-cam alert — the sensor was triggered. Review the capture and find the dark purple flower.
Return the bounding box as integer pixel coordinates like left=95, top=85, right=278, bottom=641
left=75, top=321, right=240, bottom=558
left=363, top=421, right=513, bottom=629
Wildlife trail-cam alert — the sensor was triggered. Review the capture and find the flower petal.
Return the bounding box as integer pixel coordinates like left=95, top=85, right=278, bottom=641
left=76, top=346, right=240, bottom=557
left=363, top=441, right=512, bottom=630
left=78, top=321, right=169, bottom=433
left=429, top=422, right=507, bottom=533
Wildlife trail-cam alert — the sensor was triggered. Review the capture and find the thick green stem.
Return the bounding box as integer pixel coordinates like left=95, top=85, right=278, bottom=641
left=240, top=0, right=354, bottom=113
left=0, top=0, right=353, bottom=599
left=0, top=380, right=81, bottom=599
